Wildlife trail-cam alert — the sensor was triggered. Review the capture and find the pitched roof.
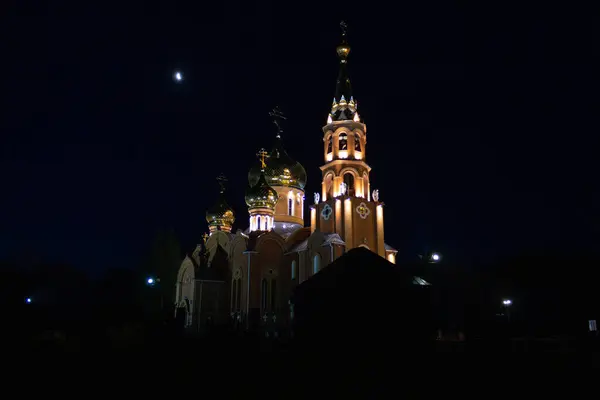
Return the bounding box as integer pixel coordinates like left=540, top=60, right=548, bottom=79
left=293, top=247, right=430, bottom=299
left=286, top=238, right=309, bottom=254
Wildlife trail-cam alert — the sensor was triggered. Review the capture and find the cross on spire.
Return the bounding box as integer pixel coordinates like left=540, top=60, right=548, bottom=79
left=257, top=148, right=269, bottom=170
left=268, top=106, right=287, bottom=138
left=216, top=173, right=228, bottom=193
left=340, top=20, right=348, bottom=36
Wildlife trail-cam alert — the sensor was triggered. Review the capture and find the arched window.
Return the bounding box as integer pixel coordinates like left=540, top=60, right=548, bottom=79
left=313, top=254, right=321, bottom=275
left=236, top=278, right=242, bottom=310
left=261, top=278, right=268, bottom=311
left=270, top=279, right=277, bottom=311
left=344, top=173, right=355, bottom=196
left=288, top=191, right=294, bottom=216
left=232, top=279, right=238, bottom=311
left=339, top=133, right=348, bottom=151
left=291, top=260, right=297, bottom=280
left=256, top=216, right=261, bottom=231
left=327, top=135, right=332, bottom=153
left=354, top=133, right=361, bottom=152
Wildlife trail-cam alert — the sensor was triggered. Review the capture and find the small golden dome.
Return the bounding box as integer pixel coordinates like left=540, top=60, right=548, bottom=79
left=245, top=172, right=278, bottom=210
left=206, top=193, right=235, bottom=231
left=205, top=174, right=235, bottom=232
left=336, top=42, right=351, bottom=60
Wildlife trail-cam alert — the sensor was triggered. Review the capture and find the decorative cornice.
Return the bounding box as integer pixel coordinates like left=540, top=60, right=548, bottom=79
left=319, top=159, right=372, bottom=172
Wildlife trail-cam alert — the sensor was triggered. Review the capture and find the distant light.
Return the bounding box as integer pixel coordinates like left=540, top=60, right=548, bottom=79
left=147, top=278, right=154, bottom=285
left=173, top=70, right=183, bottom=82
left=503, top=299, right=512, bottom=306
left=25, top=297, right=32, bottom=304
left=428, top=252, right=442, bottom=263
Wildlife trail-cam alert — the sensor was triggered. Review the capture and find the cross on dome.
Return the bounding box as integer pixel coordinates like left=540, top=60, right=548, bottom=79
left=269, top=106, right=287, bottom=138
left=216, top=173, right=228, bottom=193
left=257, top=148, right=270, bottom=170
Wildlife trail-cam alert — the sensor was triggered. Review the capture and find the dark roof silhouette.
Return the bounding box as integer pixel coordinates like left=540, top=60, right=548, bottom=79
left=293, top=247, right=428, bottom=298
left=292, top=247, right=435, bottom=350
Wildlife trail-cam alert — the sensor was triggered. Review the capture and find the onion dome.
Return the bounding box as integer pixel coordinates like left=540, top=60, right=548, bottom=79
left=205, top=174, right=235, bottom=233
left=248, top=136, right=307, bottom=190
left=245, top=171, right=278, bottom=210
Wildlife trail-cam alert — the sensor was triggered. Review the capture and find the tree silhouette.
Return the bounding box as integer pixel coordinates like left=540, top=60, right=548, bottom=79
left=143, top=228, right=182, bottom=306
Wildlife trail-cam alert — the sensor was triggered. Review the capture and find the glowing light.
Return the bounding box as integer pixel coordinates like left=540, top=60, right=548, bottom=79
left=353, top=112, right=360, bottom=122
left=173, top=70, right=183, bottom=82
left=428, top=252, right=442, bottom=263
left=327, top=114, right=333, bottom=124
left=25, top=297, right=32, bottom=304
left=147, top=278, right=155, bottom=285
left=338, top=150, right=348, bottom=159
left=503, top=299, right=512, bottom=306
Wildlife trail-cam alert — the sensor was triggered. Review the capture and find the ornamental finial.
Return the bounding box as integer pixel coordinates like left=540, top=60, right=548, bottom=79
left=336, top=21, right=351, bottom=60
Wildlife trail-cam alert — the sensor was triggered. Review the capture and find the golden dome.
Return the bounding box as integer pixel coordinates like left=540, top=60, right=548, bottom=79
left=245, top=172, right=278, bottom=210
left=248, top=137, right=307, bottom=190
left=206, top=175, right=235, bottom=232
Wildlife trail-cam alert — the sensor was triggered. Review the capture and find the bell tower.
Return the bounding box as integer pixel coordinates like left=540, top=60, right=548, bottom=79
left=311, top=22, right=386, bottom=258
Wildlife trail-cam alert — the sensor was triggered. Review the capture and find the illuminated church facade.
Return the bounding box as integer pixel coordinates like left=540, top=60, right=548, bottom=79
left=175, top=26, right=399, bottom=332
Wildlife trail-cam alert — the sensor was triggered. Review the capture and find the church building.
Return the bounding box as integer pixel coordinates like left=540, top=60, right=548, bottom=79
left=174, top=25, right=403, bottom=333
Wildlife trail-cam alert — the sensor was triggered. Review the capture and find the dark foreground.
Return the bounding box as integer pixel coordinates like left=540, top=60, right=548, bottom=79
left=6, top=328, right=600, bottom=396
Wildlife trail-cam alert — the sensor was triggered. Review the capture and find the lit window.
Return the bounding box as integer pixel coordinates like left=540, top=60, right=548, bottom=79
left=288, top=198, right=293, bottom=215
left=313, top=254, right=321, bottom=275
left=327, top=136, right=332, bottom=154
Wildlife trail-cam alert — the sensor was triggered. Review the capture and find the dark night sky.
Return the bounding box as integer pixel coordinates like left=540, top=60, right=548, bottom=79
left=2, top=1, right=598, bottom=273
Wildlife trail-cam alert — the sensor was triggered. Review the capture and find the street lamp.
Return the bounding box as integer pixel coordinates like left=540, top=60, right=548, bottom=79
left=146, top=277, right=163, bottom=309
left=418, top=251, right=442, bottom=264
left=502, top=299, right=512, bottom=322
left=173, top=70, right=183, bottom=83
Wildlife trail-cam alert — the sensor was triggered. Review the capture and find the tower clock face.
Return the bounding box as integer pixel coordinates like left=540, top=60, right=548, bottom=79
left=321, top=204, right=333, bottom=220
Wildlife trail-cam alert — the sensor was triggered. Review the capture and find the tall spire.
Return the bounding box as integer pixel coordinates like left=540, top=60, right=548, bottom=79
left=330, top=21, right=358, bottom=122
left=335, top=21, right=352, bottom=100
